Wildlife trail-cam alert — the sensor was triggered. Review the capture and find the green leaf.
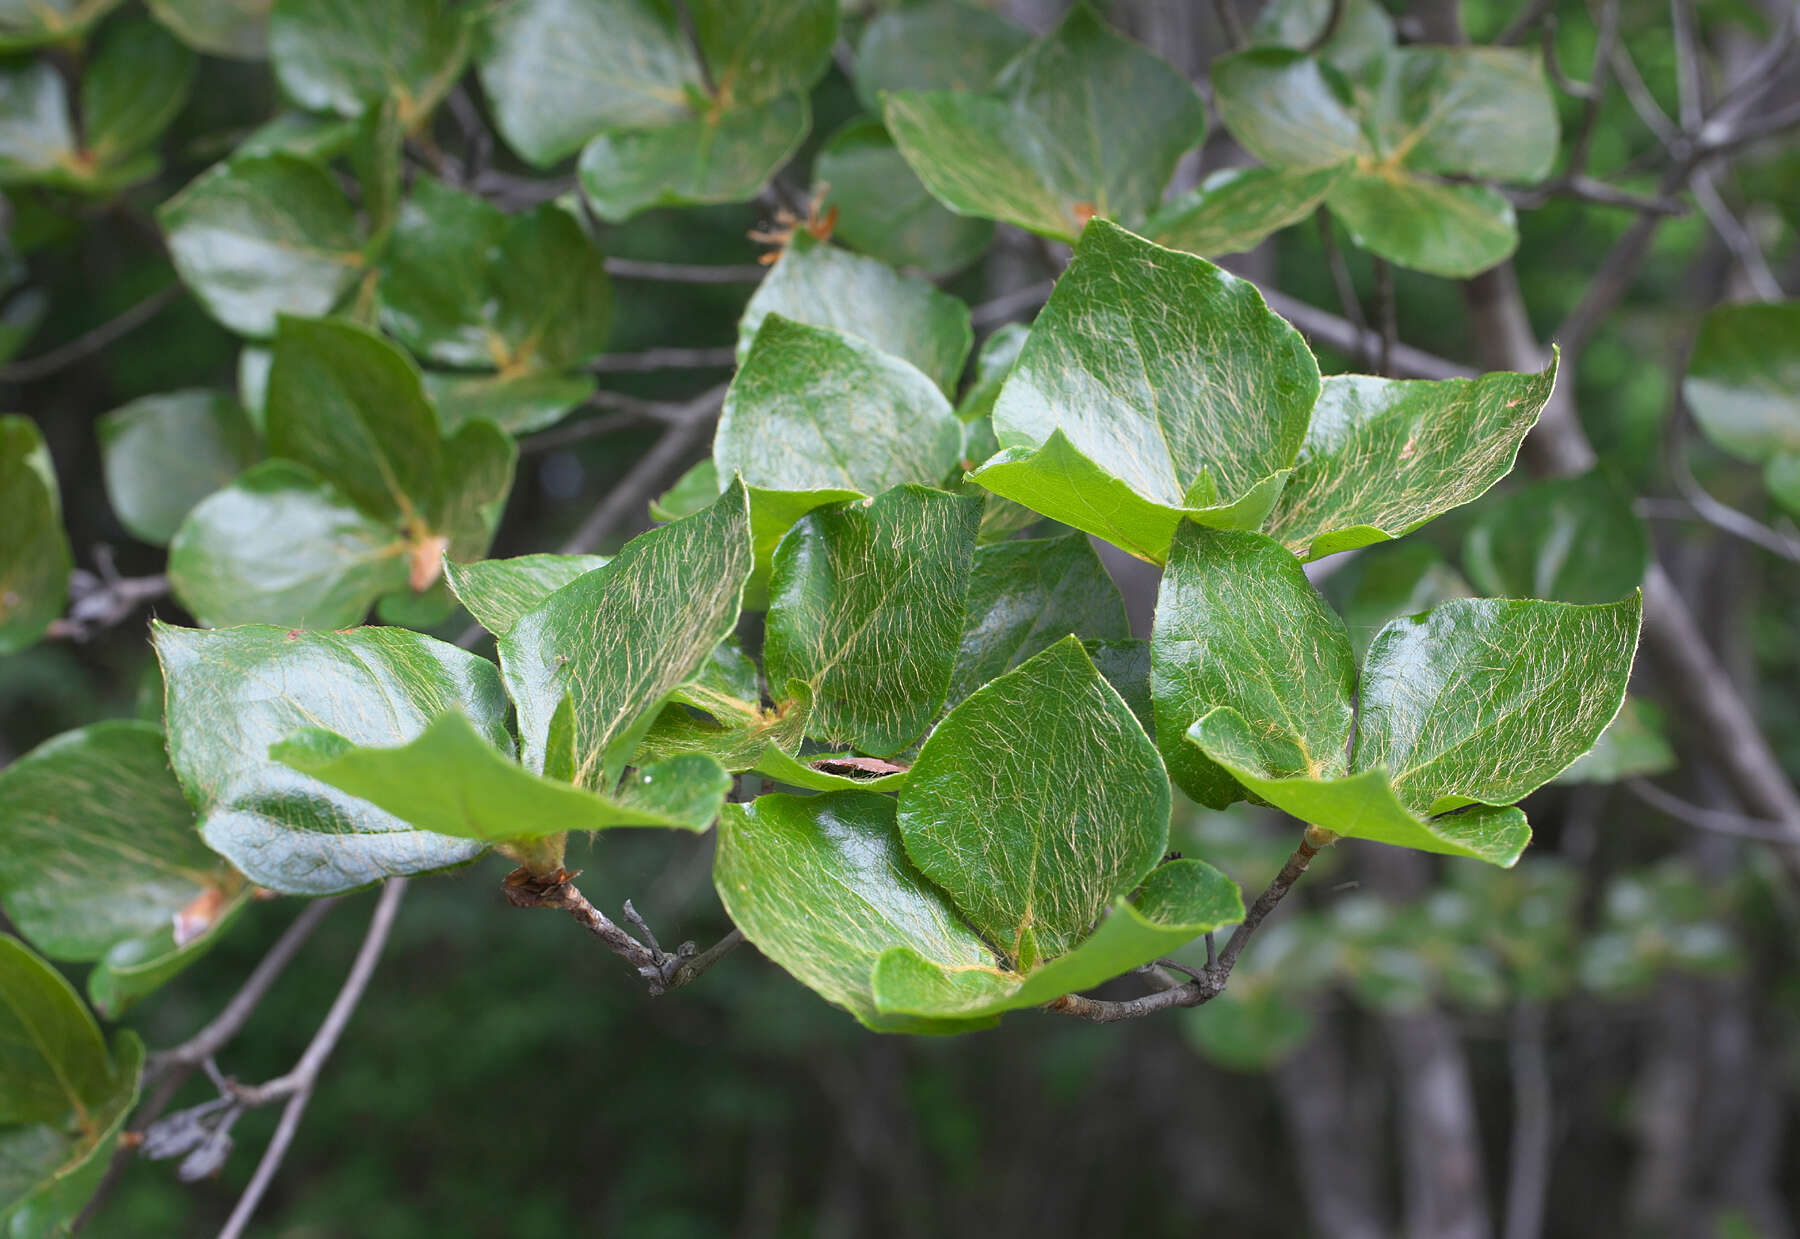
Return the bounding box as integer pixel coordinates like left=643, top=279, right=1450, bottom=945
left=1361, top=47, right=1559, bottom=184
left=0, top=936, right=111, bottom=1126
left=1210, top=49, right=1366, bottom=172
left=954, top=322, right=1026, bottom=424
left=0, top=62, right=78, bottom=187
left=444, top=553, right=606, bottom=639
left=1266, top=358, right=1558, bottom=560
left=813, top=116, right=995, bottom=276
left=852, top=0, right=1028, bottom=109
left=897, top=636, right=1170, bottom=962
left=1324, top=173, right=1519, bottom=279
left=0, top=721, right=235, bottom=965
left=1463, top=471, right=1648, bottom=603
left=268, top=0, right=470, bottom=123
left=884, top=5, right=1204, bottom=240
left=147, top=0, right=271, bottom=59
left=765, top=485, right=980, bottom=757
left=272, top=711, right=731, bottom=841
left=1556, top=696, right=1676, bottom=784
left=971, top=220, right=1317, bottom=562
left=154, top=622, right=509, bottom=894
left=99, top=391, right=261, bottom=546
left=158, top=154, right=364, bottom=338
left=0, top=1029, right=142, bottom=1232
left=484, top=205, right=613, bottom=371
left=1248, top=0, right=1393, bottom=76
left=166, top=460, right=409, bottom=628
left=0, top=0, right=122, bottom=50
left=948, top=531, right=1128, bottom=707
left=871, top=859, right=1241, bottom=1019
left=713, top=791, right=997, bottom=1034
left=688, top=0, right=836, bottom=108
left=1682, top=300, right=1800, bottom=464
left=737, top=240, right=972, bottom=394
left=637, top=690, right=811, bottom=776
left=423, top=369, right=596, bottom=436
left=1085, top=637, right=1153, bottom=735
left=81, top=17, right=196, bottom=167
left=1146, top=165, right=1343, bottom=258
left=1320, top=539, right=1470, bottom=659
left=1152, top=526, right=1357, bottom=808
left=1767, top=453, right=1800, bottom=517
left=86, top=889, right=249, bottom=1018
left=1355, top=595, right=1643, bottom=815
left=650, top=458, right=718, bottom=523
left=576, top=95, right=809, bottom=223
left=499, top=480, right=752, bottom=788
left=350, top=97, right=404, bottom=243
left=0, top=416, right=70, bottom=655
left=236, top=109, right=359, bottom=159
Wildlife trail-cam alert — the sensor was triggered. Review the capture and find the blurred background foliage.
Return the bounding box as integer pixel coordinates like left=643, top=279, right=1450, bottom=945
left=1, top=0, right=1796, bottom=1233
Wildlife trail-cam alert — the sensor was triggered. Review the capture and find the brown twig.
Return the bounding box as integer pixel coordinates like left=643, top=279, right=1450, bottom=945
left=588, top=345, right=738, bottom=373
left=604, top=257, right=768, bottom=284
left=0, top=285, right=182, bottom=384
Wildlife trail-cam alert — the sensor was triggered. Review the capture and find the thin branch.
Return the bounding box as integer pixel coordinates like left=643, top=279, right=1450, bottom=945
left=1509, top=175, right=1685, bottom=216
left=1541, top=17, right=1597, bottom=101
left=556, top=382, right=726, bottom=554
left=1259, top=288, right=1473, bottom=381
left=603, top=257, right=768, bottom=284
left=1046, top=826, right=1330, bottom=1022
left=215, top=879, right=408, bottom=1239
left=1502, top=1003, right=1553, bottom=1239
left=1689, top=170, right=1784, bottom=299
left=0, top=285, right=182, bottom=384
left=1315, top=209, right=1370, bottom=369
left=521, top=387, right=715, bottom=454
left=588, top=345, right=738, bottom=374
left=1666, top=412, right=1800, bottom=560
left=1211, top=0, right=1248, bottom=50
left=1670, top=0, right=1705, bottom=132
left=1496, top=0, right=1558, bottom=45
left=1634, top=496, right=1800, bottom=560
left=970, top=279, right=1055, bottom=329
left=45, top=569, right=169, bottom=641
left=1626, top=778, right=1797, bottom=842
left=1372, top=257, right=1396, bottom=378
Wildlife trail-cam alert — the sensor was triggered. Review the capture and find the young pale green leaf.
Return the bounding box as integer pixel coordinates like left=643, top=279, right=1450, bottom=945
left=272, top=711, right=731, bottom=841
left=1555, top=696, right=1676, bottom=784
left=852, top=0, right=1028, bottom=109
left=147, top=0, right=269, bottom=58
left=81, top=17, right=195, bottom=167
left=885, top=5, right=1204, bottom=240
left=423, top=370, right=596, bottom=436
left=0, top=0, right=122, bottom=50
left=1356, top=595, right=1643, bottom=815
left=1152, top=526, right=1357, bottom=808
left=500, top=480, right=752, bottom=788
left=1191, top=709, right=1532, bottom=864
left=158, top=154, right=364, bottom=338
left=737, top=241, right=972, bottom=394
left=814, top=116, right=995, bottom=276
left=1321, top=540, right=1471, bottom=659
left=872, top=859, right=1242, bottom=1019
left=0, top=721, right=235, bottom=963
left=444, top=553, right=607, bottom=639
left=765, top=485, right=980, bottom=757
left=947, top=532, right=1129, bottom=707
left=636, top=692, right=812, bottom=776
left=898, top=636, right=1170, bottom=964
left=1324, top=174, right=1519, bottom=279
left=1146, top=165, right=1344, bottom=259
left=86, top=889, right=250, bottom=1019
left=973, top=220, right=1318, bottom=562
left=1248, top=0, right=1394, bottom=75
left=1266, top=358, right=1557, bottom=560
left=577, top=96, right=809, bottom=223
left=154, top=622, right=509, bottom=894
left=1463, top=471, right=1648, bottom=604
left=1682, top=300, right=1800, bottom=464
left=269, top=0, right=469, bottom=123
left=98, top=391, right=260, bottom=546
left=0, top=935, right=113, bottom=1126
left=714, top=792, right=997, bottom=1034
left=0, top=416, right=70, bottom=655
left=0, top=1025, right=142, bottom=1231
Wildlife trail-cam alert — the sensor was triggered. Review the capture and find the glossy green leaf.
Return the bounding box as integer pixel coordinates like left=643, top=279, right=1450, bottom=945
left=81, top=17, right=196, bottom=168
left=688, top=0, right=836, bottom=107
left=971, top=220, right=1317, bottom=562
left=947, top=531, right=1128, bottom=707
left=0, top=1027, right=142, bottom=1233
left=1360, top=47, right=1559, bottom=183
left=155, top=622, right=509, bottom=894
left=0, top=0, right=122, bottom=50
left=1355, top=595, right=1643, bottom=815
left=166, top=460, right=409, bottom=628
left=272, top=711, right=730, bottom=841
left=1463, top=471, right=1648, bottom=603
left=0, top=721, right=235, bottom=965
left=737, top=240, right=972, bottom=394
left=1248, top=0, right=1393, bottom=75
left=1152, top=526, right=1357, bottom=808
left=955, top=323, right=1026, bottom=425
left=499, top=480, right=752, bottom=788
left=1321, top=540, right=1470, bottom=659
left=871, top=859, right=1241, bottom=1019
left=1266, top=358, right=1558, bottom=560
left=1210, top=50, right=1366, bottom=172
left=1556, top=696, right=1676, bottom=784
left=884, top=5, right=1204, bottom=240
left=158, top=154, right=364, bottom=338
left=0, top=416, right=69, bottom=655
left=649, top=458, right=718, bottom=523
left=0, top=935, right=112, bottom=1126
left=577, top=95, right=809, bottom=223
left=99, top=391, right=261, bottom=546
left=86, top=890, right=250, bottom=1019
left=1682, top=300, right=1800, bottom=464
left=1324, top=173, right=1519, bottom=279
left=484, top=205, right=613, bottom=371
left=714, top=791, right=996, bottom=1034
left=269, top=0, right=469, bottom=123
left=423, top=369, right=596, bottom=436
left=1085, top=637, right=1153, bottom=735
left=814, top=116, right=995, bottom=276
left=147, top=0, right=271, bottom=59
left=1146, top=165, right=1343, bottom=258
left=444, top=553, right=606, bottom=638
left=852, top=0, right=1028, bottom=109
left=0, top=62, right=78, bottom=187
left=637, top=689, right=811, bottom=776
left=766, top=485, right=980, bottom=757
left=898, top=636, right=1170, bottom=963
